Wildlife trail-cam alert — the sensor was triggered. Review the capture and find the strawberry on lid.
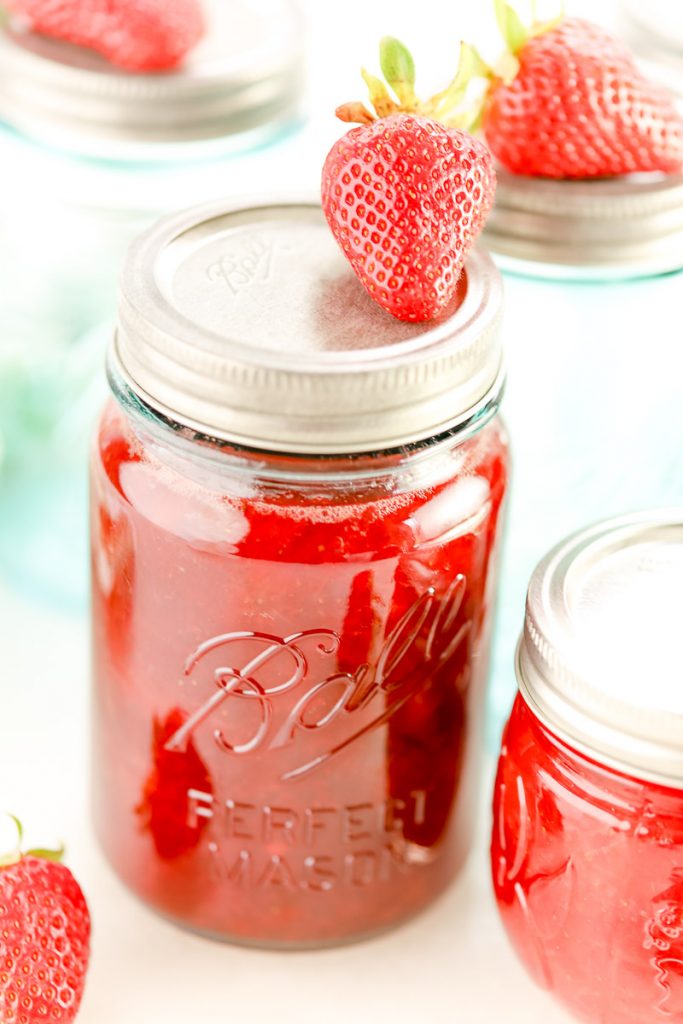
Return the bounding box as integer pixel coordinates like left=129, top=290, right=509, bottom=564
left=0, top=0, right=303, bottom=158
left=479, top=4, right=683, bottom=276
left=481, top=3, right=683, bottom=179
left=473, top=3, right=683, bottom=277
left=321, top=38, right=498, bottom=323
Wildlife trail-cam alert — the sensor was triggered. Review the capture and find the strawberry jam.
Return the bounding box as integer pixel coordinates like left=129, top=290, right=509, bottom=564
left=91, top=197, right=508, bottom=945
left=92, top=400, right=507, bottom=944
left=493, top=697, right=683, bottom=1024
left=492, top=512, right=683, bottom=1021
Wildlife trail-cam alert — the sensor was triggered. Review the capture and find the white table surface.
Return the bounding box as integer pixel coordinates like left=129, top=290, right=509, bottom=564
left=0, top=0, right=626, bottom=1020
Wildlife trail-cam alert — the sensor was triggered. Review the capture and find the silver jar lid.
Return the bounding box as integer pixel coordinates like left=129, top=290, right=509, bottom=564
left=0, top=0, right=304, bottom=156
left=517, top=510, right=683, bottom=787
left=111, top=196, right=504, bottom=454
left=484, top=168, right=683, bottom=279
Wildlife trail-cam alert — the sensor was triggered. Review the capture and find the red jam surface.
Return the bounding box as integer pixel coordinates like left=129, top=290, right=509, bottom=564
left=492, top=696, right=683, bottom=1023
left=92, top=402, right=508, bottom=946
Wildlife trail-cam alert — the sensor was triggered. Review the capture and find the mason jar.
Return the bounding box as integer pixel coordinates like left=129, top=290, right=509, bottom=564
left=90, top=197, right=509, bottom=946
left=0, top=0, right=304, bottom=606
left=482, top=172, right=683, bottom=742
left=492, top=511, right=683, bottom=1024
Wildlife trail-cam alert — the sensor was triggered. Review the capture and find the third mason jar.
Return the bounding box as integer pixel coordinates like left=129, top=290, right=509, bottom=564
left=493, top=510, right=683, bottom=1024
left=91, top=196, right=509, bottom=946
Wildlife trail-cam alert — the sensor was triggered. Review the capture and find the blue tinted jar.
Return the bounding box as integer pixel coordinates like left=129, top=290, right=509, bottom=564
left=0, top=0, right=304, bottom=606
left=483, top=170, right=683, bottom=741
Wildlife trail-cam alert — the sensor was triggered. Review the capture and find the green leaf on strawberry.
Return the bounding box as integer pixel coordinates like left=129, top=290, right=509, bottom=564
left=494, top=0, right=529, bottom=55
left=24, top=844, right=67, bottom=862
left=0, top=812, right=66, bottom=866
left=361, top=68, right=398, bottom=118
left=379, top=36, right=417, bottom=107
left=429, top=43, right=492, bottom=121
left=335, top=35, right=488, bottom=129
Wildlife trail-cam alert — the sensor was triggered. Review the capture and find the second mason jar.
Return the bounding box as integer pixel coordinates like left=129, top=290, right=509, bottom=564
left=91, top=197, right=509, bottom=946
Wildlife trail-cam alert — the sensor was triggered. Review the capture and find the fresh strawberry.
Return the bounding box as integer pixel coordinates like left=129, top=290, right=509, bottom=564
left=321, top=38, right=496, bottom=323
left=5, top=0, right=205, bottom=72
left=481, top=3, right=683, bottom=178
left=0, top=818, right=90, bottom=1024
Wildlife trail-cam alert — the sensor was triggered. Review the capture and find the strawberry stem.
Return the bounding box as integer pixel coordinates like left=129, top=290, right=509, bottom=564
left=361, top=68, right=399, bottom=118
left=25, top=845, right=66, bottom=863
left=335, top=36, right=493, bottom=127
left=494, top=0, right=530, bottom=55
left=0, top=814, right=23, bottom=868
left=529, top=3, right=565, bottom=38
left=336, top=102, right=376, bottom=124
left=493, top=51, right=521, bottom=86
left=333, top=6, right=567, bottom=129
left=0, top=814, right=65, bottom=868
left=9, top=814, right=23, bottom=846
left=379, top=37, right=417, bottom=108
left=428, top=42, right=492, bottom=119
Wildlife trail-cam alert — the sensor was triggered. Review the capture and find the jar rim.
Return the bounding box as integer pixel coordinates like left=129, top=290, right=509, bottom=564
left=484, top=168, right=683, bottom=280
left=113, top=195, right=505, bottom=455
left=108, top=340, right=506, bottom=471
left=516, top=510, right=683, bottom=788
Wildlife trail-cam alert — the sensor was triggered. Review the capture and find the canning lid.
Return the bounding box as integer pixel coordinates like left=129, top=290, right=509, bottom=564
left=484, top=167, right=683, bottom=279
left=517, top=510, right=683, bottom=787
left=0, top=0, right=304, bottom=154
left=111, top=196, right=504, bottom=455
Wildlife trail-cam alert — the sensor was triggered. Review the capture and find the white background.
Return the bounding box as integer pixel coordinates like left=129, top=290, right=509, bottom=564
left=0, top=0, right=659, bottom=1021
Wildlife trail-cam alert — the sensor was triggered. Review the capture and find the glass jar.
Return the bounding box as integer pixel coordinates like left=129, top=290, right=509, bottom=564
left=0, top=0, right=304, bottom=607
left=492, top=511, right=683, bottom=1024
left=90, top=197, right=509, bottom=946
left=482, top=171, right=683, bottom=743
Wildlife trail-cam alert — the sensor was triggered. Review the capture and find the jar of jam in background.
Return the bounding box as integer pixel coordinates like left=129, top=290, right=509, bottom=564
left=91, top=197, right=509, bottom=946
left=0, top=0, right=304, bottom=607
left=492, top=510, right=683, bottom=1024
left=482, top=173, right=683, bottom=742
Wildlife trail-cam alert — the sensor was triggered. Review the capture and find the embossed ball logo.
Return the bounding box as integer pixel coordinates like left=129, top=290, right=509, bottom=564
left=164, top=575, right=472, bottom=782
left=645, top=870, right=683, bottom=1017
